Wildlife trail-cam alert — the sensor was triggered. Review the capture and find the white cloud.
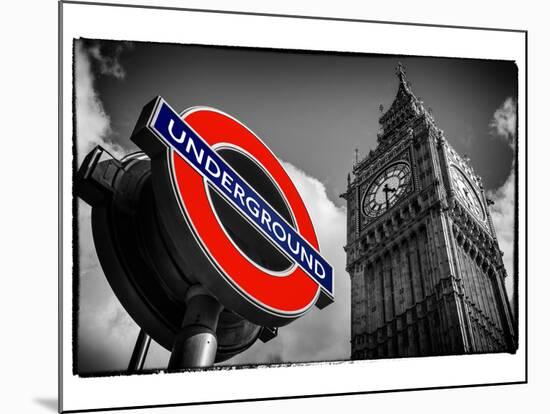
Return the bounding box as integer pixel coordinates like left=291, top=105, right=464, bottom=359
left=487, top=97, right=517, bottom=302
left=490, top=97, right=516, bottom=149
left=224, top=161, right=350, bottom=365
left=488, top=171, right=515, bottom=301
left=75, top=41, right=125, bottom=163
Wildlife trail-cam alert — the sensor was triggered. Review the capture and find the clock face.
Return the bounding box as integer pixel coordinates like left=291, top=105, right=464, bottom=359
left=362, top=162, right=412, bottom=218
left=450, top=165, right=485, bottom=221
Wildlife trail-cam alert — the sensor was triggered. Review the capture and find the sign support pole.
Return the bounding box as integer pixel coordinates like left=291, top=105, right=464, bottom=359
left=168, top=285, right=223, bottom=369
left=127, top=329, right=151, bottom=372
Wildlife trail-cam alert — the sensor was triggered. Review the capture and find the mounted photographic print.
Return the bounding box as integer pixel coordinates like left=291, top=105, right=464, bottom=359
left=59, top=1, right=527, bottom=412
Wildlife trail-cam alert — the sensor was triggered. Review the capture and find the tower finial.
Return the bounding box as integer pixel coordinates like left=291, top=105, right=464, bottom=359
left=354, top=148, right=359, bottom=165
left=396, top=62, right=407, bottom=83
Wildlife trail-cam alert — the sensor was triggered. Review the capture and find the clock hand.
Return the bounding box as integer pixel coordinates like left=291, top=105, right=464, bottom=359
left=461, top=186, right=476, bottom=209
left=382, top=183, right=397, bottom=209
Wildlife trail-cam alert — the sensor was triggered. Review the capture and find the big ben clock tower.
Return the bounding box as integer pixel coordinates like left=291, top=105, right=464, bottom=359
left=342, top=63, right=516, bottom=359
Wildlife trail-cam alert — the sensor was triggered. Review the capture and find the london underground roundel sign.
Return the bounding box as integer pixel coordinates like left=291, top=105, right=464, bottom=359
left=131, top=97, right=333, bottom=327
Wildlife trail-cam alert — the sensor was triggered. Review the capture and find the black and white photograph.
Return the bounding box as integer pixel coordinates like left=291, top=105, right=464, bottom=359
left=74, top=39, right=519, bottom=375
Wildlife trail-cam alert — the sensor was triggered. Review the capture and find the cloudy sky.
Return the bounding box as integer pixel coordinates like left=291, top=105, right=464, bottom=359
left=75, top=39, right=517, bottom=374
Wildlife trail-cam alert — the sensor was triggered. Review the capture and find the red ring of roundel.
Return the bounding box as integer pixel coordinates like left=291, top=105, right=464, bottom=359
left=170, top=108, right=320, bottom=315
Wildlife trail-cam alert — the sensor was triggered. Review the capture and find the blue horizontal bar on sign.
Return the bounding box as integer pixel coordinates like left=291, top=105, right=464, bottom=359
left=148, top=98, right=334, bottom=300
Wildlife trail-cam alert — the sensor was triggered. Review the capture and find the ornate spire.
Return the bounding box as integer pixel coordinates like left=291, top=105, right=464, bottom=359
left=377, top=62, right=430, bottom=141
left=394, top=61, right=414, bottom=95
left=396, top=62, right=407, bottom=86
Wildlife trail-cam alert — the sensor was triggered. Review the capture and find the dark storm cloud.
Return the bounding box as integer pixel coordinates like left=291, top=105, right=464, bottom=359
left=74, top=41, right=125, bottom=162
left=83, top=39, right=134, bottom=79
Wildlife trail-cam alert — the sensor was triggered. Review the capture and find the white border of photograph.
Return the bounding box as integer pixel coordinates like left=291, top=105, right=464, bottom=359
left=60, top=2, right=526, bottom=412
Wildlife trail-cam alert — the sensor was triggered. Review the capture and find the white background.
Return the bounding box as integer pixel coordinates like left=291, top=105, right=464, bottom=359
left=0, top=0, right=545, bottom=413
